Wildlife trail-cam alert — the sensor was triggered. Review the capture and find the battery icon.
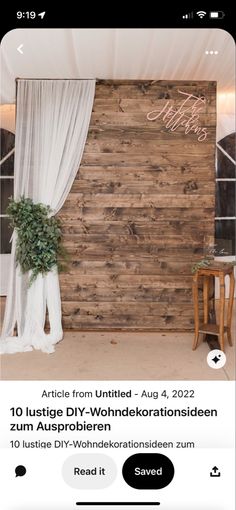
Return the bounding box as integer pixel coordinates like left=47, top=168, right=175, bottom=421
left=210, top=11, right=225, bottom=18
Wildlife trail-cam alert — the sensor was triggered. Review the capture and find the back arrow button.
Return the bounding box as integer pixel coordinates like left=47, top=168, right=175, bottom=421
left=17, top=44, right=24, bottom=54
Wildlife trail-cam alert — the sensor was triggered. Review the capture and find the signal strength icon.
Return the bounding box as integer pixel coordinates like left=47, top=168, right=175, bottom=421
left=197, top=10, right=207, bottom=18
left=182, top=12, right=193, bottom=19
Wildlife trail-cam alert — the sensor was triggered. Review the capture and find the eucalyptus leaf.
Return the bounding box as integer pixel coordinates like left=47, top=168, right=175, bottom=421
left=7, top=196, right=68, bottom=286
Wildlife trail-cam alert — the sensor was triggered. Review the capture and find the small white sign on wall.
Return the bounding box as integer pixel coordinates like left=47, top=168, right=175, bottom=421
left=214, top=256, right=236, bottom=299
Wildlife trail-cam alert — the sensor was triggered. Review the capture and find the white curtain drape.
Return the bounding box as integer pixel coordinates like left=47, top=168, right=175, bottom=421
left=0, top=79, right=95, bottom=354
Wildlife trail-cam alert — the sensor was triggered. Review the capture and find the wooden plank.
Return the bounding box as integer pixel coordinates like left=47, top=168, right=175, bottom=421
left=62, top=193, right=215, bottom=208
left=62, top=236, right=207, bottom=258
left=61, top=301, right=195, bottom=316
left=90, top=113, right=216, bottom=124
left=81, top=152, right=214, bottom=166
left=63, top=250, right=204, bottom=261
left=92, top=98, right=216, bottom=114
left=94, top=80, right=216, bottom=99
left=60, top=286, right=196, bottom=303
left=62, top=233, right=208, bottom=245
left=62, top=316, right=195, bottom=330
left=77, top=165, right=214, bottom=181
left=63, top=259, right=198, bottom=275
left=84, top=128, right=215, bottom=146
left=70, top=180, right=214, bottom=195
left=60, top=274, right=193, bottom=287
left=60, top=220, right=214, bottom=236
left=58, top=207, right=214, bottom=222
left=89, top=113, right=216, bottom=130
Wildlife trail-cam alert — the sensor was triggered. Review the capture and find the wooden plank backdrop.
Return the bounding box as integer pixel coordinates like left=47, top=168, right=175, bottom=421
left=58, top=80, right=216, bottom=330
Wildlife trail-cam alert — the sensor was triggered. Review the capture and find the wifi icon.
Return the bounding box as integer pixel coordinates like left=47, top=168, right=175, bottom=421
left=197, top=10, right=207, bottom=18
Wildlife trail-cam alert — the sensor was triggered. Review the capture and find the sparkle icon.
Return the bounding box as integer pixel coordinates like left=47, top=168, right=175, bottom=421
left=207, top=350, right=226, bottom=369
left=212, top=355, right=221, bottom=364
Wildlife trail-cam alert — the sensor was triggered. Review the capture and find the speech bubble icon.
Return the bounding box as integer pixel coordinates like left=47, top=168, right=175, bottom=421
left=15, top=465, right=26, bottom=477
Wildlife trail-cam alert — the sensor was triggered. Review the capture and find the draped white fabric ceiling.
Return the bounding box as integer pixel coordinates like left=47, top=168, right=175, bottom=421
left=1, top=28, right=235, bottom=139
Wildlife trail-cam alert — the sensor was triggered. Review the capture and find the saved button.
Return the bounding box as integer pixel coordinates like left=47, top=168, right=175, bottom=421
left=122, top=453, right=174, bottom=489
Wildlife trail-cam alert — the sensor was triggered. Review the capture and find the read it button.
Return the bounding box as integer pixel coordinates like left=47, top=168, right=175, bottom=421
left=122, top=453, right=174, bottom=489
left=62, top=454, right=117, bottom=489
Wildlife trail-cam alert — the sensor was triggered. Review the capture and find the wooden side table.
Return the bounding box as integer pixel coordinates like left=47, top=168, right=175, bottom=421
left=192, top=262, right=235, bottom=352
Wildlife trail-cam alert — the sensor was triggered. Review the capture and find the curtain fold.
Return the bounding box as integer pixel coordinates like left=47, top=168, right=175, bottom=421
left=0, top=79, right=95, bottom=354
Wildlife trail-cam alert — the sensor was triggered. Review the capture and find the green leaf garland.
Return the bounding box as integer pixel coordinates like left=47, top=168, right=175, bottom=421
left=7, top=197, right=68, bottom=285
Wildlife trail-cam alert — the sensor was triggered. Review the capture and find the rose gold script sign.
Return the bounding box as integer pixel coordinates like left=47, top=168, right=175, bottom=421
left=147, top=90, right=208, bottom=142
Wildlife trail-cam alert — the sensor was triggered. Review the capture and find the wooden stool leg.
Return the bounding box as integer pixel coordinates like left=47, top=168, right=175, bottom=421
left=192, top=273, right=200, bottom=350
left=227, top=271, right=235, bottom=346
left=203, top=275, right=209, bottom=341
left=219, top=274, right=225, bottom=352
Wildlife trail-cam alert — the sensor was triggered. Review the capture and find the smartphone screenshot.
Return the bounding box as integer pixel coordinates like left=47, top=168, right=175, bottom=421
left=0, top=7, right=235, bottom=510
